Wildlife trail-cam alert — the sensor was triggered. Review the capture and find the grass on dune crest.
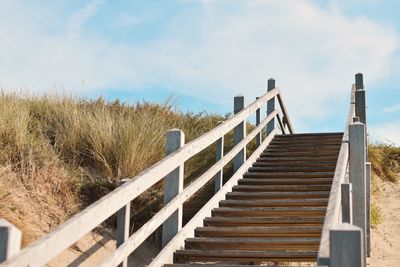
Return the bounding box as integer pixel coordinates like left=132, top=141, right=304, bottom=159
left=368, top=144, right=400, bottom=228
left=0, top=93, right=228, bottom=245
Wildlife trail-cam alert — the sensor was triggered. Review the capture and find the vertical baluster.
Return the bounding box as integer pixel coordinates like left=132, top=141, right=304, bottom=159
left=330, top=223, right=364, bottom=267
left=116, top=179, right=131, bottom=267
left=266, top=78, right=276, bottom=136
left=349, top=117, right=367, bottom=258
left=0, top=219, right=21, bottom=263
left=214, top=136, right=224, bottom=193
left=233, top=96, right=245, bottom=173
left=255, top=97, right=261, bottom=147
left=162, top=129, right=185, bottom=247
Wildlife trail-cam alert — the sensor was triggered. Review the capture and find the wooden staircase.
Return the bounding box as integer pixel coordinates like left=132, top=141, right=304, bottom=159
left=165, top=132, right=343, bottom=266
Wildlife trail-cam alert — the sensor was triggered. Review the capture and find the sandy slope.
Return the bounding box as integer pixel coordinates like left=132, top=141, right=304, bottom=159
left=367, top=180, right=400, bottom=267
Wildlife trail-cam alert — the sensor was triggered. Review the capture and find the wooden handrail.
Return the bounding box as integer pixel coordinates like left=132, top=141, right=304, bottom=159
left=1, top=86, right=292, bottom=267
left=100, top=119, right=278, bottom=266
left=277, top=92, right=294, bottom=134
left=317, top=84, right=356, bottom=265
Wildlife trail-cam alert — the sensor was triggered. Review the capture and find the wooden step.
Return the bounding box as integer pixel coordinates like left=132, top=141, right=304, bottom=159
left=253, top=161, right=337, bottom=167
left=174, top=250, right=318, bottom=263
left=203, top=216, right=325, bottom=227
left=185, top=237, right=320, bottom=250
left=275, top=132, right=343, bottom=137
left=238, top=178, right=332, bottom=185
left=248, top=166, right=335, bottom=172
left=219, top=199, right=328, bottom=208
left=257, top=156, right=338, bottom=162
left=232, top=185, right=331, bottom=192
left=212, top=207, right=326, bottom=217
left=195, top=226, right=323, bottom=238
left=226, top=191, right=330, bottom=200
left=265, top=147, right=340, bottom=153
left=274, top=133, right=342, bottom=140
left=270, top=140, right=342, bottom=146
left=267, top=143, right=341, bottom=149
left=243, top=172, right=334, bottom=178
left=260, top=151, right=339, bottom=157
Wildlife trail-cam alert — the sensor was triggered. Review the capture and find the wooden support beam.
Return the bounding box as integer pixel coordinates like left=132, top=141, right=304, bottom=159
left=366, top=162, right=371, bottom=257
left=0, top=219, right=21, bottom=263
left=162, top=129, right=185, bottom=247
left=255, top=97, right=261, bottom=147
left=349, top=121, right=367, bottom=257
left=355, top=73, right=366, bottom=125
left=214, top=136, right=224, bottom=193
left=341, top=183, right=352, bottom=224
left=116, top=179, right=131, bottom=267
left=330, top=223, right=364, bottom=267
left=266, top=79, right=276, bottom=136
left=233, top=96, right=245, bottom=173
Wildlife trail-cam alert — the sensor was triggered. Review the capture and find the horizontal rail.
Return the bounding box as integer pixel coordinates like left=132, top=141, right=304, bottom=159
left=99, top=111, right=278, bottom=266
left=317, top=84, right=355, bottom=265
left=1, top=88, right=281, bottom=267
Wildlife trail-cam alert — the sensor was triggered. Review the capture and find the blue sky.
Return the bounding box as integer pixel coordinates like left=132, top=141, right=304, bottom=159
left=0, top=0, right=399, bottom=145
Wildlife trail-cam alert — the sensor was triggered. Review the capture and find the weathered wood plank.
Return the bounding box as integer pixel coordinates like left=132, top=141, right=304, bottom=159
left=330, top=223, right=364, bottom=267
left=162, top=130, right=185, bottom=247
left=233, top=96, right=245, bottom=173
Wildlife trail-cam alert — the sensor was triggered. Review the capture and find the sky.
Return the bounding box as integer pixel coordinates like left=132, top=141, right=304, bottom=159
left=0, top=0, right=399, bottom=145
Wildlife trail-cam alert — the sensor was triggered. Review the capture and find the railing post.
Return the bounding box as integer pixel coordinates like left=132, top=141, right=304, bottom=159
left=214, top=135, right=224, bottom=193
left=349, top=119, right=367, bottom=258
left=233, top=96, right=245, bottom=173
left=355, top=73, right=366, bottom=125
left=366, top=162, right=371, bottom=257
left=116, top=179, right=131, bottom=267
left=330, top=223, right=364, bottom=267
left=341, top=183, right=352, bottom=224
left=266, top=78, right=275, bottom=136
left=255, top=97, right=261, bottom=147
left=0, top=219, right=21, bottom=263
left=162, top=129, right=185, bottom=247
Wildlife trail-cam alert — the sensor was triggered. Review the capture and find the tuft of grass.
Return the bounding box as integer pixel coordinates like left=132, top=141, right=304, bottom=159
left=371, top=203, right=383, bottom=229
left=0, top=93, right=225, bottom=245
left=369, top=144, right=400, bottom=183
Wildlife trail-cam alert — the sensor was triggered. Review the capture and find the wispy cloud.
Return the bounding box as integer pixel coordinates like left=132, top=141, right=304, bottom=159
left=383, top=103, right=400, bottom=113
left=370, top=121, right=400, bottom=146
left=67, top=0, right=108, bottom=37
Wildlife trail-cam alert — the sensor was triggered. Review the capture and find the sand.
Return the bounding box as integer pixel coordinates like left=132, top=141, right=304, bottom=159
left=367, top=179, right=400, bottom=267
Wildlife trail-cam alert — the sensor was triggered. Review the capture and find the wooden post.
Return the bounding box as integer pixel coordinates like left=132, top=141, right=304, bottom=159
left=116, top=179, right=131, bottom=267
left=162, top=129, right=184, bottom=247
left=366, top=162, right=371, bottom=257
left=0, top=219, right=21, bottom=263
left=341, top=183, right=352, bottom=224
left=266, top=79, right=275, bottom=136
left=255, top=97, right=261, bottom=147
left=214, top=136, right=224, bottom=193
left=349, top=121, right=367, bottom=257
left=233, top=96, right=245, bottom=173
left=355, top=73, right=366, bottom=125
left=330, top=223, right=364, bottom=267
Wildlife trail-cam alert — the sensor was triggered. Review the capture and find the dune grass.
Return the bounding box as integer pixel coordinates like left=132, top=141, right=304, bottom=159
left=0, top=93, right=230, bottom=245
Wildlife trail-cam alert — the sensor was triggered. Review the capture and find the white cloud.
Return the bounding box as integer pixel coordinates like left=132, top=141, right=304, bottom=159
left=0, top=0, right=398, bottom=131
left=370, top=121, right=400, bottom=146
left=383, top=103, right=400, bottom=113
left=67, top=0, right=108, bottom=37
